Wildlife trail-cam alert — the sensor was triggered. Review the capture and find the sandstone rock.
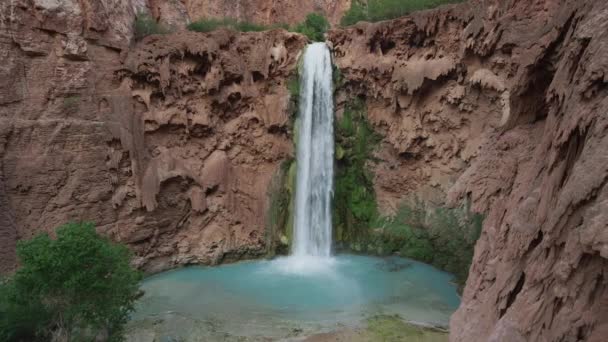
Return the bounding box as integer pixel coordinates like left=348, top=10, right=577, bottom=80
left=329, top=1, right=608, bottom=341
left=1, top=1, right=606, bottom=341
left=0, top=1, right=306, bottom=273
left=184, top=0, right=351, bottom=26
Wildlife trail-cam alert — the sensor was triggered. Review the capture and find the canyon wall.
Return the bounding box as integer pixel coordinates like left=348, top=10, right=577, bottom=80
left=0, top=0, right=306, bottom=273
left=1, top=0, right=607, bottom=341
left=181, top=0, right=351, bottom=26
left=329, top=0, right=607, bottom=341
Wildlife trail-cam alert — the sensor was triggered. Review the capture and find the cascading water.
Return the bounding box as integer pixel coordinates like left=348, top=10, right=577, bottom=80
left=128, top=40, right=462, bottom=342
left=293, top=42, right=334, bottom=258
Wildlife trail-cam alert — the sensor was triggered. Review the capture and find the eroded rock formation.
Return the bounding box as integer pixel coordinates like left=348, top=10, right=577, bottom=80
left=329, top=0, right=608, bottom=341
left=183, top=0, right=351, bottom=26
left=0, top=0, right=306, bottom=273
left=1, top=0, right=607, bottom=340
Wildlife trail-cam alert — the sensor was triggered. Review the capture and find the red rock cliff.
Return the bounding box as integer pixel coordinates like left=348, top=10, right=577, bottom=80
left=328, top=0, right=607, bottom=341
left=1, top=0, right=607, bottom=340
left=0, top=0, right=306, bottom=273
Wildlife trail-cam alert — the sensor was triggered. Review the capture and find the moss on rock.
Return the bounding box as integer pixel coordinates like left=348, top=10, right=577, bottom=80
left=265, top=159, right=295, bottom=256
left=365, top=315, right=448, bottom=342
left=333, top=98, right=381, bottom=249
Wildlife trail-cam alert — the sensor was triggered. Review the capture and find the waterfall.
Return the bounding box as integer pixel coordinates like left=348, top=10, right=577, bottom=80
left=293, top=42, right=334, bottom=258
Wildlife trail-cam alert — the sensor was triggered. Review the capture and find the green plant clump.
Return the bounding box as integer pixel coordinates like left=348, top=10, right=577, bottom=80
left=134, top=13, right=169, bottom=40
left=0, top=222, right=142, bottom=342
left=341, top=0, right=463, bottom=26
left=333, top=98, right=381, bottom=248
left=292, top=13, right=330, bottom=42
left=373, top=200, right=483, bottom=289
left=265, top=160, right=296, bottom=255
left=187, top=13, right=328, bottom=42
left=365, top=315, right=448, bottom=342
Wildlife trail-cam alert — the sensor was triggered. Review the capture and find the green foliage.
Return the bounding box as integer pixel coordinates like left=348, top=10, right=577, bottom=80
left=0, top=222, right=142, bottom=341
left=134, top=13, right=169, bottom=40
left=365, top=315, right=448, bottom=342
left=0, top=281, right=50, bottom=342
left=333, top=99, right=381, bottom=246
left=293, top=13, right=330, bottom=42
left=288, top=76, right=300, bottom=100
left=265, top=160, right=295, bottom=256
left=187, top=13, right=328, bottom=41
left=340, top=0, right=369, bottom=26
left=341, top=0, right=464, bottom=26
left=62, top=95, right=80, bottom=108
left=373, top=201, right=483, bottom=289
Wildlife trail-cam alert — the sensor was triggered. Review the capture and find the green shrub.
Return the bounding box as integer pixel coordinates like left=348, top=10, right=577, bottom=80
left=341, top=0, right=464, bottom=26
left=293, top=13, right=330, bottom=42
left=187, top=13, right=328, bottom=41
left=340, top=0, right=369, bottom=26
left=373, top=201, right=483, bottom=290
left=134, top=13, right=169, bottom=40
left=0, top=222, right=142, bottom=341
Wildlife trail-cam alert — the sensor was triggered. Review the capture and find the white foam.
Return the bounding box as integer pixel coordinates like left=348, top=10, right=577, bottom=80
left=265, top=255, right=337, bottom=276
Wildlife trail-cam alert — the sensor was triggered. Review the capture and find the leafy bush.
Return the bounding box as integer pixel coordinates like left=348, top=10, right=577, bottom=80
left=373, top=201, right=483, bottom=289
left=333, top=99, right=381, bottom=246
left=293, top=13, right=330, bottom=42
left=0, top=222, right=142, bottom=341
left=134, top=13, right=168, bottom=40
left=341, top=0, right=463, bottom=26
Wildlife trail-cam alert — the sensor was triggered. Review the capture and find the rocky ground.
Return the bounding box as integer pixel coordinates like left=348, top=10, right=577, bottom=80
left=125, top=315, right=447, bottom=342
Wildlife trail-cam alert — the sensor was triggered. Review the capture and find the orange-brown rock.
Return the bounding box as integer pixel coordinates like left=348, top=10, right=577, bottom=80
left=1, top=0, right=607, bottom=340
left=329, top=0, right=608, bottom=341
left=0, top=0, right=307, bottom=273
left=183, top=0, right=351, bottom=26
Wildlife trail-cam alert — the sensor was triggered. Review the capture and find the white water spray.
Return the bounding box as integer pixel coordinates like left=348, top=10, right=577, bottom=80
left=292, top=42, right=334, bottom=258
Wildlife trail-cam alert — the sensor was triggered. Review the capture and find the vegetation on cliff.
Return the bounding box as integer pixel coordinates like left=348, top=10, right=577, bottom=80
left=134, top=13, right=169, bottom=40
left=373, top=201, right=483, bottom=289
left=0, top=222, right=141, bottom=342
left=332, top=95, right=481, bottom=288
left=341, top=0, right=463, bottom=26
left=188, top=13, right=329, bottom=42
left=266, top=159, right=296, bottom=255
left=292, top=13, right=330, bottom=42
left=333, top=98, right=381, bottom=247
left=365, top=315, right=447, bottom=341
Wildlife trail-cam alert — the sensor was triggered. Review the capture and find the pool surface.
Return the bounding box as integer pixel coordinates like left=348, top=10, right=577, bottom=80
left=128, top=254, right=460, bottom=340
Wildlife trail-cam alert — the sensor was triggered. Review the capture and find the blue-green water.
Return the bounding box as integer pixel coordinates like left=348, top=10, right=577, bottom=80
left=129, top=254, right=460, bottom=340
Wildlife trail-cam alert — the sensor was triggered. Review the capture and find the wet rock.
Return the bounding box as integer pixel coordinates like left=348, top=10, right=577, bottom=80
left=329, top=1, right=608, bottom=341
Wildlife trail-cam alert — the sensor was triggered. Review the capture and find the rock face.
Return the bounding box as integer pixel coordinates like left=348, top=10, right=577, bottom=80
left=329, top=0, right=608, bottom=341
left=1, top=0, right=607, bottom=340
left=0, top=0, right=306, bottom=273
left=184, top=0, right=351, bottom=26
